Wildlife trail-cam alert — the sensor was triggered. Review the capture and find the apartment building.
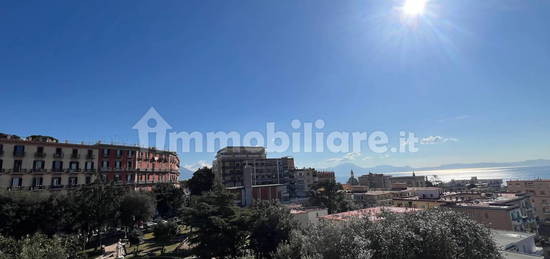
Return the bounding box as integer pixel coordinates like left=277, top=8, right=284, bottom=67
left=507, top=179, right=550, bottom=222
left=212, top=146, right=295, bottom=187
left=98, top=145, right=180, bottom=190
left=317, top=171, right=336, bottom=183
left=290, top=168, right=318, bottom=198
left=358, top=173, right=391, bottom=189
left=0, top=135, right=99, bottom=190
left=390, top=173, right=428, bottom=188
left=443, top=193, right=536, bottom=232
left=0, top=134, right=180, bottom=191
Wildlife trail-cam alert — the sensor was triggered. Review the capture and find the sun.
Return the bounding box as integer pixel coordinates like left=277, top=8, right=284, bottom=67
left=402, top=0, right=427, bottom=16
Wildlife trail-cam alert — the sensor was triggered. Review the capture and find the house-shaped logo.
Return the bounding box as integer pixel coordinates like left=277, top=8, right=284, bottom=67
left=133, top=107, right=172, bottom=149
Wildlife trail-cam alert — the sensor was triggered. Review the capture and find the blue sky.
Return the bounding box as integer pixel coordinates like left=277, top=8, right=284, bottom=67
left=1, top=0, right=549, bottom=176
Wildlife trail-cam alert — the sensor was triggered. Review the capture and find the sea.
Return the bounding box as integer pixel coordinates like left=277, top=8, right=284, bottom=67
left=385, top=165, right=550, bottom=185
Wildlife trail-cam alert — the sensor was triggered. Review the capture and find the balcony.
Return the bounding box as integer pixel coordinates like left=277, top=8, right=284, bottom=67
left=70, top=153, right=80, bottom=159
left=32, top=168, right=45, bottom=173
left=68, top=168, right=81, bottom=173
left=84, top=168, right=96, bottom=173
left=53, top=153, right=64, bottom=159
left=86, top=154, right=95, bottom=160
left=10, top=168, right=27, bottom=173
left=34, top=152, right=46, bottom=158
left=13, top=151, right=25, bottom=157
left=52, top=168, right=64, bottom=173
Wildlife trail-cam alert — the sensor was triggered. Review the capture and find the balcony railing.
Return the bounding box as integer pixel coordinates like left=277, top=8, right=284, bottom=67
left=86, top=154, right=95, bottom=159
left=71, top=153, right=80, bottom=159
left=13, top=151, right=25, bottom=157
left=52, top=168, right=64, bottom=173
left=34, top=152, right=46, bottom=158
left=84, top=169, right=96, bottom=173
left=53, top=153, right=64, bottom=159
left=32, top=168, right=46, bottom=173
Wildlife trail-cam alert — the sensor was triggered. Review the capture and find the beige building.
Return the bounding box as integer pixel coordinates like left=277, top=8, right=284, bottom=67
left=507, top=180, right=550, bottom=222
left=0, top=136, right=99, bottom=190
left=290, top=168, right=318, bottom=198
left=358, top=173, right=391, bottom=189
left=390, top=173, right=427, bottom=188
left=0, top=134, right=180, bottom=191
left=443, top=193, right=536, bottom=232
left=212, top=146, right=295, bottom=188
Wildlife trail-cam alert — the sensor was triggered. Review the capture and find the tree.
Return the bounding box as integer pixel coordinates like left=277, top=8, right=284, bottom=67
left=274, top=208, right=502, bottom=259
left=119, top=192, right=155, bottom=230
left=188, top=167, right=215, bottom=195
left=153, top=221, right=179, bottom=254
left=0, top=235, right=20, bottom=259
left=248, top=201, right=296, bottom=258
left=73, top=184, right=127, bottom=250
left=19, top=233, right=68, bottom=259
left=127, top=229, right=144, bottom=257
left=153, top=183, right=187, bottom=218
left=182, top=184, right=249, bottom=258
left=308, top=181, right=354, bottom=214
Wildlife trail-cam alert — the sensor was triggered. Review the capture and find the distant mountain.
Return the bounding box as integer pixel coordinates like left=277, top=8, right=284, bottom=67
left=323, top=159, right=550, bottom=183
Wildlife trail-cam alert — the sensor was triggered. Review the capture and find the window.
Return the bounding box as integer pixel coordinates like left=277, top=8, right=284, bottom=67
left=54, top=148, right=63, bottom=158
left=127, top=174, right=133, bottom=183
left=13, top=145, right=25, bottom=156
left=128, top=150, right=134, bottom=157
left=116, top=150, right=122, bottom=157
left=87, top=149, right=93, bottom=157
left=115, top=160, right=121, bottom=169
left=0, top=159, right=3, bottom=170
left=11, top=177, right=22, bottom=187
left=13, top=160, right=22, bottom=172
left=52, top=161, right=63, bottom=172
left=69, top=177, right=78, bottom=186
left=33, top=160, right=45, bottom=170
left=102, top=161, right=109, bottom=169
left=32, top=177, right=43, bottom=186
left=85, top=176, right=91, bottom=184
left=85, top=161, right=94, bottom=170
left=51, top=177, right=62, bottom=186
left=69, top=161, right=79, bottom=170
left=127, top=161, right=132, bottom=169
left=71, top=149, right=79, bottom=158
left=103, top=149, right=110, bottom=157
left=36, top=146, right=44, bottom=154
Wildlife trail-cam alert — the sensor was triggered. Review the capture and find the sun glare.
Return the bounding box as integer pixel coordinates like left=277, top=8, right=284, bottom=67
left=402, top=0, right=427, bottom=16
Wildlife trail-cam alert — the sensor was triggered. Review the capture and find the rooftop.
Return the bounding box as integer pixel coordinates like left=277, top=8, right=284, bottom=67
left=320, top=206, right=421, bottom=222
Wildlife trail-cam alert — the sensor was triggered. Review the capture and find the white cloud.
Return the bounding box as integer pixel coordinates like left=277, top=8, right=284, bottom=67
left=438, top=115, right=471, bottom=123
left=182, top=160, right=212, bottom=171
left=326, top=152, right=364, bottom=164
left=420, top=136, right=459, bottom=144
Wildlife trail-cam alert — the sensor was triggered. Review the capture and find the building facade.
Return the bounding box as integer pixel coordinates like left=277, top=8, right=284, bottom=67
left=212, top=146, right=295, bottom=187
left=443, top=193, right=536, bottom=232
left=290, top=168, right=318, bottom=198
left=507, top=179, right=550, bottom=222
left=390, top=173, right=427, bottom=188
left=358, top=173, right=391, bottom=189
left=0, top=134, right=179, bottom=191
